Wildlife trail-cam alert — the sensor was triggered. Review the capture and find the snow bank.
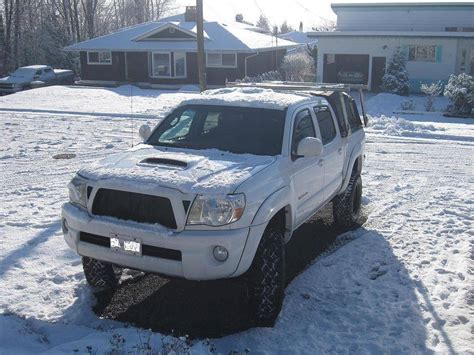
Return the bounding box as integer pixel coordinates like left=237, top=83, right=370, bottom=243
left=366, top=93, right=449, bottom=116
left=367, top=114, right=440, bottom=136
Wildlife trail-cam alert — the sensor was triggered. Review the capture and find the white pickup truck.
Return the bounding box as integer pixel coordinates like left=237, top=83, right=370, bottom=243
left=0, top=65, right=74, bottom=94
left=62, top=84, right=367, bottom=326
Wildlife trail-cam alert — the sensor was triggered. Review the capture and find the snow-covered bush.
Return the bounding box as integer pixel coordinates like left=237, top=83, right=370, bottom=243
left=444, top=73, right=474, bottom=116
left=236, top=71, right=282, bottom=83
left=281, top=52, right=314, bottom=81
left=400, top=99, right=416, bottom=111
left=382, top=47, right=410, bottom=96
left=420, top=81, right=443, bottom=112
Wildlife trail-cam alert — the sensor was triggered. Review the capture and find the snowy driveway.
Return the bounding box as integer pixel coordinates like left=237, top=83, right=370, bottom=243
left=0, top=86, right=472, bottom=353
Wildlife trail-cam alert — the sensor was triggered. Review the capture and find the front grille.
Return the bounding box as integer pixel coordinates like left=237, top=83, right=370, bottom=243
left=0, top=83, right=13, bottom=89
left=79, top=232, right=182, bottom=261
left=92, top=189, right=177, bottom=229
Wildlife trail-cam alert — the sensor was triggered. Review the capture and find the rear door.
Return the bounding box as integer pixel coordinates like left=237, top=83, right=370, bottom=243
left=291, top=107, right=325, bottom=227
left=313, top=105, right=344, bottom=201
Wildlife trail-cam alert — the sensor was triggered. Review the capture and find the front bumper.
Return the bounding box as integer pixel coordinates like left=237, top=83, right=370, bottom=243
left=62, top=203, right=266, bottom=280
left=0, top=86, right=22, bottom=94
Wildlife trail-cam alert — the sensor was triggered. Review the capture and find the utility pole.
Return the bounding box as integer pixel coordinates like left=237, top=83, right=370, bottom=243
left=196, top=0, right=206, bottom=91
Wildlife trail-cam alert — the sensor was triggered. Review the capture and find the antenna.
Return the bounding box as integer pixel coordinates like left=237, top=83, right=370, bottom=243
left=130, top=84, right=134, bottom=147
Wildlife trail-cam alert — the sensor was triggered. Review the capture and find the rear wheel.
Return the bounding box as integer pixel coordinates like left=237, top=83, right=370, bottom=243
left=247, top=222, right=286, bottom=327
left=333, top=173, right=362, bottom=227
left=82, top=257, right=120, bottom=288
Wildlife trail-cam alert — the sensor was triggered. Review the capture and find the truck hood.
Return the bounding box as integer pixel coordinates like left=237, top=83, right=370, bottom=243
left=79, top=145, right=276, bottom=194
left=0, top=76, right=30, bottom=84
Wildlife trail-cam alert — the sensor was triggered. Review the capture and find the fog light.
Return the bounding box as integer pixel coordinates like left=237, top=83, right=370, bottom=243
left=213, top=246, right=228, bottom=262
left=62, top=219, right=69, bottom=234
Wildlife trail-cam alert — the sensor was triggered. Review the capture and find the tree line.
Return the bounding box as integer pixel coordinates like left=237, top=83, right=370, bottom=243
left=0, top=0, right=175, bottom=75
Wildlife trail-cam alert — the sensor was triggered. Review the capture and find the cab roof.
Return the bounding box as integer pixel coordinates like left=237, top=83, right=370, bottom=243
left=180, top=87, right=323, bottom=111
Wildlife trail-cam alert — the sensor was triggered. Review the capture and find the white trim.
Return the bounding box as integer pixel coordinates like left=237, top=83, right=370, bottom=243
left=132, top=23, right=197, bottom=42
left=150, top=51, right=187, bottom=78
left=87, top=51, right=112, bottom=65
left=151, top=51, right=172, bottom=78
left=206, top=52, right=238, bottom=68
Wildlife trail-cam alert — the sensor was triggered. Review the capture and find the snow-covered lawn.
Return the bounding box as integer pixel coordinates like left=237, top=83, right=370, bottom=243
left=1, top=86, right=473, bottom=354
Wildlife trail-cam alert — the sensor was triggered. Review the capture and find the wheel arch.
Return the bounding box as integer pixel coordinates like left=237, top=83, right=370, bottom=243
left=340, top=145, right=364, bottom=193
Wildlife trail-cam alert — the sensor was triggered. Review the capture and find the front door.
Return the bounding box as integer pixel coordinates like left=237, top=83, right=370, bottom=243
left=371, top=57, right=386, bottom=92
left=291, top=108, right=325, bottom=227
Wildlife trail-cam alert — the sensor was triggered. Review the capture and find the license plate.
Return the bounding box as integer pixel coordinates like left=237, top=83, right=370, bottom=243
left=110, top=234, right=142, bottom=256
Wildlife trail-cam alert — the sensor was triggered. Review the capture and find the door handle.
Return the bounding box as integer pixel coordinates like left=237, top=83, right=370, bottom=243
left=318, top=159, right=324, bottom=166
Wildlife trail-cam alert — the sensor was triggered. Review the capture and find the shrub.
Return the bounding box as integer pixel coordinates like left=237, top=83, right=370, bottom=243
left=444, top=73, right=474, bottom=116
left=400, top=99, right=416, bottom=111
left=281, top=52, right=314, bottom=81
left=236, top=71, right=282, bottom=83
left=382, top=47, right=410, bottom=96
left=420, top=81, right=443, bottom=112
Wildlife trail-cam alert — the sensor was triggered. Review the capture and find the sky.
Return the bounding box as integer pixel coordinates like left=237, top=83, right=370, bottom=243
left=173, top=0, right=474, bottom=31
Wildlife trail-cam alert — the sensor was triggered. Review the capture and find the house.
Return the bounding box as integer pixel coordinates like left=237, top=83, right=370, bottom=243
left=309, top=2, right=474, bottom=92
left=63, top=7, right=297, bottom=88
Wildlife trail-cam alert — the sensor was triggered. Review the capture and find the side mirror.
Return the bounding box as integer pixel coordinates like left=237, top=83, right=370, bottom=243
left=139, top=124, right=152, bottom=141
left=296, top=137, right=323, bottom=157
left=33, top=75, right=40, bottom=80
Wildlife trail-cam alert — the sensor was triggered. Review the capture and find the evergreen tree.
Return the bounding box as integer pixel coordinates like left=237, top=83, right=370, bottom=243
left=256, top=14, right=270, bottom=32
left=280, top=21, right=293, bottom=34
left=382, top=47, right=410, bottom=96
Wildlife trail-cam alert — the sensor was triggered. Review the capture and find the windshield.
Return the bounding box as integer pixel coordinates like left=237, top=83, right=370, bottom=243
left=147, top=105, right=286, bottom=156
left=11, top=68, right=35, bottom=78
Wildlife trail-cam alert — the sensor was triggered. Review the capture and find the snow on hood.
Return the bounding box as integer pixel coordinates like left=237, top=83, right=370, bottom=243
left=79, top=145, right=276, bottom=194
left=179, top=87, right=309, bottom=110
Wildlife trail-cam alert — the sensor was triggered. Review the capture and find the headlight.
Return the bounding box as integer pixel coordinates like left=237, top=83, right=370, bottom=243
left=187, top=194, right=245, bottom=226
left=68, top=175, right=89, bottom=209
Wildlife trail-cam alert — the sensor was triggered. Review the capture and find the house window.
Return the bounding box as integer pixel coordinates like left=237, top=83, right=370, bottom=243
left=87, top=51, right=112, bottom=65
left=151, top=52, right=187, bottom=78
left=206, top=53, right=237, bottom=68
left=408, top=45, right=437, bottom=62
left=174, top=52, right=186, bottom=78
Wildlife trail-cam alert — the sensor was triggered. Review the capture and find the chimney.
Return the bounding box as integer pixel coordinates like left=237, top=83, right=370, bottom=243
left=185, top=6, right=197, bottom=22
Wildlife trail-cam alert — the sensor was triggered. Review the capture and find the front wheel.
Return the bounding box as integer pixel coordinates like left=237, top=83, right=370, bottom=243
left=82, top=257, right=120, bottom=288
left=247, top=223, right=286, bottom=327
left=333, top=173, right=362, bottom=228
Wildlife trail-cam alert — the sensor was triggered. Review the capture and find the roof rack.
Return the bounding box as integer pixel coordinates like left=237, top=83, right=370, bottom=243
left=226, top=81, right=369, bottom=127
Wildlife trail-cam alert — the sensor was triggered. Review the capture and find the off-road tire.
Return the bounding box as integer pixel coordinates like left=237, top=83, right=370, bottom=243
left=333, top=173, right=362, bottom=228
left=247, top=224, right=285, bottom=327
left=82, top=257, right=119, bottom=288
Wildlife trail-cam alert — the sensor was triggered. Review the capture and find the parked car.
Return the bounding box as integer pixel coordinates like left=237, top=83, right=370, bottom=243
left=337, top=68, right=366, bottom=84
left=0, top=65, right=74, bottom=95
left=62, top=85, right=366, bottom=326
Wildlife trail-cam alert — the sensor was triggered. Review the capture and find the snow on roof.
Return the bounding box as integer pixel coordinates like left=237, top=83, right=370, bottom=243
left=178, top=87, right=314, bottom=110
left=280, top=31, right=318, bottom=45
left=64, top=20, right=298, bottom=52
left=21, top=65, right=49, bottom=69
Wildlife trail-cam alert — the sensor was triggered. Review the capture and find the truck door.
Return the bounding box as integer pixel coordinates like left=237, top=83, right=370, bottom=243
left=291, top=108, right=325, bottom=227
left=313, top=105, right=344, bottom=201
left=41, top=68, right=55, bottom=85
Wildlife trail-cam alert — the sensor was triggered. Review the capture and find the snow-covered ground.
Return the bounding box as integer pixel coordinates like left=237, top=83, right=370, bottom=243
left=1, top=86, right=473, bottom=354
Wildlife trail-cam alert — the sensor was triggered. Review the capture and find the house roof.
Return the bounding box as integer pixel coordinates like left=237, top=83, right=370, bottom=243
left=280, top=31, right=318, bottom=45
left=64, top=20, right=298, bottom=53
left=307, top=30, right=474, bottom=38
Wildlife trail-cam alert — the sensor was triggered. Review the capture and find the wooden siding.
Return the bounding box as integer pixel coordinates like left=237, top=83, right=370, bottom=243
left=80, top=51, right=126, bottom=81
left=80, top=49, right=287, bottom=85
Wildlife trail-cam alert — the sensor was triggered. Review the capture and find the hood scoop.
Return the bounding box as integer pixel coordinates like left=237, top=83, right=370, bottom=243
left=138, top=157, right=188, bottom=169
